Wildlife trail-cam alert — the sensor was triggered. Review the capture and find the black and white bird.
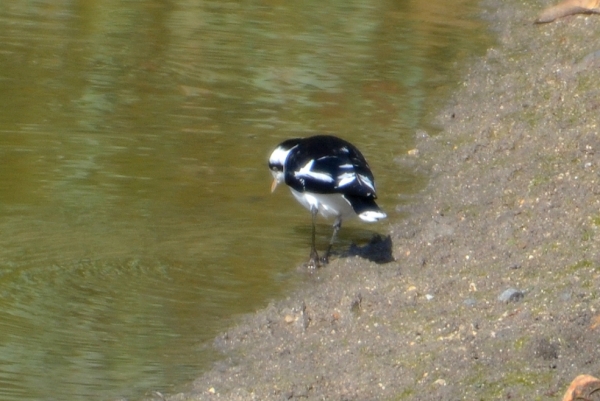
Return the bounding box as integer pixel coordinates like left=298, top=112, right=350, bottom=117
left=268, top=135, right=386, bottom=268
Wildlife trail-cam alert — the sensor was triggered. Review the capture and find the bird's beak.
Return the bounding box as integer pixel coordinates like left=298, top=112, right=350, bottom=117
left=271, top=179, right=278, bottom=193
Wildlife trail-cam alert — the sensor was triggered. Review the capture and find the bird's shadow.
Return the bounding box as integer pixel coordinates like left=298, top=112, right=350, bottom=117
left=343, top=233, right=394, bottom=264
left=293, top=224, right=394, bottom=265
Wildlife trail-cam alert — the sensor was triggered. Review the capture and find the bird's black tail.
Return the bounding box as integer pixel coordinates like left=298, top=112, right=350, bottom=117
left=343, top=195, right=387, bottom=222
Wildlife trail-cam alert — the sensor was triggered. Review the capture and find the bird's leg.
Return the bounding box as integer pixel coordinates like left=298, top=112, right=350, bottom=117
left=322, top=217, right=341, bottom=264
left=307, top=207, right=320, bottom=269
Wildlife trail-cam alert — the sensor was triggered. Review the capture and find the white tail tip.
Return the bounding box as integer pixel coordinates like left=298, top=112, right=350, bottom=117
left=358, top=210, right=387, bottom=222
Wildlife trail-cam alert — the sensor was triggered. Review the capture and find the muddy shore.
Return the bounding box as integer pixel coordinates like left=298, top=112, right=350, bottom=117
left=155, top=0, right=600, bottom=399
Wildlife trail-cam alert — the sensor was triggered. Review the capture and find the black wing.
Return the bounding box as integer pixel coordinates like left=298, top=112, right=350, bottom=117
left=284, top=135, right=377, bottom=197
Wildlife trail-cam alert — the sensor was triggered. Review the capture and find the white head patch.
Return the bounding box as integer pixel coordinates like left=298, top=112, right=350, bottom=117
left=269, top=145, right=295, bottom=169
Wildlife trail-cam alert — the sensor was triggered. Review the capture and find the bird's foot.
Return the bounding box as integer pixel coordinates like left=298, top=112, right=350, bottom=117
left=306, top=254, right=331, bottom=269
left=307, top=249, right=321, bottom=269
left=320, top=245, right=333, bottom=266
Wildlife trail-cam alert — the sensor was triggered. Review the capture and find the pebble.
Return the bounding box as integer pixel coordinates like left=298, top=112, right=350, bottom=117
left=463, top=298, right=477, bottom=307
left=498, top=288, right=524, bottom=303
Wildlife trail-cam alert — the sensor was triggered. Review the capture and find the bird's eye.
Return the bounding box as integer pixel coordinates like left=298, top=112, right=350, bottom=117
left=269, top=163, right=283, bottom=172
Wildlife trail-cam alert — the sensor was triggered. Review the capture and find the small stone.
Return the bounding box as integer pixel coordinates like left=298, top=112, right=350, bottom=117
left=425, top=294, right=434, bottom=301
left=415, top=129, right=429, bottom=139
left=350, top=293, right=362, bottom=313
left=284, top=314, right=295, bottom=323
left=534, top=338, right=559, bottom=360
left=463, top=298, right=476, bottom=307
left=498, top=288, right=524, bottom=303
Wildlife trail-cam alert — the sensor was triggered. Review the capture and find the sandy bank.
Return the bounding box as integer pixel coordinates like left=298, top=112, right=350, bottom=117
left=156, top=0, right=600, bottom=399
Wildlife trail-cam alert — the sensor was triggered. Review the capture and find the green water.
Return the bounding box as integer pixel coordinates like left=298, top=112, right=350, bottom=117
left=0, top=1, right=488, bottom=400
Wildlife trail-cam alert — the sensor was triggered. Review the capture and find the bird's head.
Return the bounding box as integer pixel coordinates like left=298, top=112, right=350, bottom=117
left=268, top=138, right=301, bottom=192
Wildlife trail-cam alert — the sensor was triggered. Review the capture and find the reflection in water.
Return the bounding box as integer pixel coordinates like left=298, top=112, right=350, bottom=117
left=0, top=1, right=488, bottom=400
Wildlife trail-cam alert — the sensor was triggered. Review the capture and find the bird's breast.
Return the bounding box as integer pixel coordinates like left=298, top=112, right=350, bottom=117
left=290, top=189, right=355, bottom=220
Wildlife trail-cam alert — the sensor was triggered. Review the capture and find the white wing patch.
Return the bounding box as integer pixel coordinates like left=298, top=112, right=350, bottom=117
left=337, top=172, right=356, bottom=187
left=358, top=174, right=375, bottom=192
left=295, top=160, right=334, bottom=183
left=336, top=163, right=356, bottom=187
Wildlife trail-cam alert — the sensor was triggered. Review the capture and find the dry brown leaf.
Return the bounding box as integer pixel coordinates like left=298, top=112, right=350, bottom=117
left=536, top=0, right=600, bottom=23
left=590, top=314, right=600, bottom=330
left=562, top=374, right=600, bottom=401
